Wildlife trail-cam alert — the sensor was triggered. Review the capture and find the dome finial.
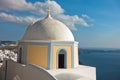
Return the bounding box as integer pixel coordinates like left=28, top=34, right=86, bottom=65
left=46, top=0, right=52, bottom=18
left=47, top=7, right=51, bottom=17
left=32, top=18, right=35, bottom=24
left=46, top=7, right=52, bottom=18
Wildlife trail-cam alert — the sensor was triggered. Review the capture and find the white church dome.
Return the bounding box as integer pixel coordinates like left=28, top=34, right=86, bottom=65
left=22, top=11, right=74, bottom=41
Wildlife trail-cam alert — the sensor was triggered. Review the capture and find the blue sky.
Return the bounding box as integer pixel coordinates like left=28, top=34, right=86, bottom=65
left=0, top=0, right=120, bottom=48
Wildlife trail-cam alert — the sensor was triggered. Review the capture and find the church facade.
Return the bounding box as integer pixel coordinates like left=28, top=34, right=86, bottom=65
left=18, top=9, right=79, bottom=69
left=0, top=8, right=96, bottom=80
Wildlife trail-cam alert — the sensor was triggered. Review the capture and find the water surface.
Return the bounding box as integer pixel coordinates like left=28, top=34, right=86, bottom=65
left=79, top=52, right=120, bottom=80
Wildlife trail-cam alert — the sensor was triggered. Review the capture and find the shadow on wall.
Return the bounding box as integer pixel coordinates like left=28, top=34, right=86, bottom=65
left=0, top=59, right=56, bottom=80
left=55, top=73, right=90, bottom=80
left=0, top=65, right=2, bottom=80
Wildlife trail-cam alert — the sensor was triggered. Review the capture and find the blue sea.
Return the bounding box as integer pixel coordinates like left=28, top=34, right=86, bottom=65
left=79, top=51, right=120, bottom=80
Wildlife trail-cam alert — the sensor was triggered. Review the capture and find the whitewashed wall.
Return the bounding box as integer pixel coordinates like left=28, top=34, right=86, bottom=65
left=0, top=60, right=56, bottom=80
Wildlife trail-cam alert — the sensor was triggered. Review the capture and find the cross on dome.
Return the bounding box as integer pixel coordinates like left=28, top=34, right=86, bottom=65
left=46, top=0, right=52, bottom=17
left=32, top=18, right=35, bottom=24
left=47, top=7, right=51, bottom=15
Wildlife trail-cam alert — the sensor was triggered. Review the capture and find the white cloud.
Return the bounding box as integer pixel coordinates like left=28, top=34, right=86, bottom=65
left=55, top=14, right=89, bottom=30
left=0, top=12, right=36, bottom=25
left=0, top=0, right=64, bottom=15
left=0, top=0, right=92, bottom=30
left=82, top=14, right=94, bottom=21
left=82, top=14, right=90, bottom=19
left=0, top=12, right=88, bottom=30
left=0, top=0, right=34, bottom=11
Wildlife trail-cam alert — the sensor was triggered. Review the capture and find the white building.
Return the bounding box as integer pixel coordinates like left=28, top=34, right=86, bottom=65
left=0, top=8, right=96, bottom=80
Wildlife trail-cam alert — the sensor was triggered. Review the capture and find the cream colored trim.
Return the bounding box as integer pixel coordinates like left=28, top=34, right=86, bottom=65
left=19, top=40, right=77, bottom=43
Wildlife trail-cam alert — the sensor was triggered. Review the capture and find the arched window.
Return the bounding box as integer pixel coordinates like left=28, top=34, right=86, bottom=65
left=58, top=49, right=67, bottom=68
left=18, top=48, right=22, bottom=63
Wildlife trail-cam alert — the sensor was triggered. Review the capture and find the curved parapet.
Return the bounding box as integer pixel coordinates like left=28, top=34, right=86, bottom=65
left=1, top=60, right=56, bottom=80
left=48, top=65, right=96, bottom=80
left=26, top=64, right=57, bottom=80
left=0, top=64, right=2, bottom=80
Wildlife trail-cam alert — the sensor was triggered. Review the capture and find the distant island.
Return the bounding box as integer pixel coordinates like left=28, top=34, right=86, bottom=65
left=79, top=48, right=120, bottom=54
left=0, top=40, right=120, bottom=53
left=0, top=41, right=16, bottom=45
left=0, top=41, right=120, bottom=65
left=0, top=41, right=17, bottom=51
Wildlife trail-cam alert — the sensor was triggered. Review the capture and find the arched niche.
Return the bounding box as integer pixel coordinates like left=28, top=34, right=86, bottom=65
left=18, top=47, right=22, bottom=63
left=57, top=49, right=67, bottom=68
